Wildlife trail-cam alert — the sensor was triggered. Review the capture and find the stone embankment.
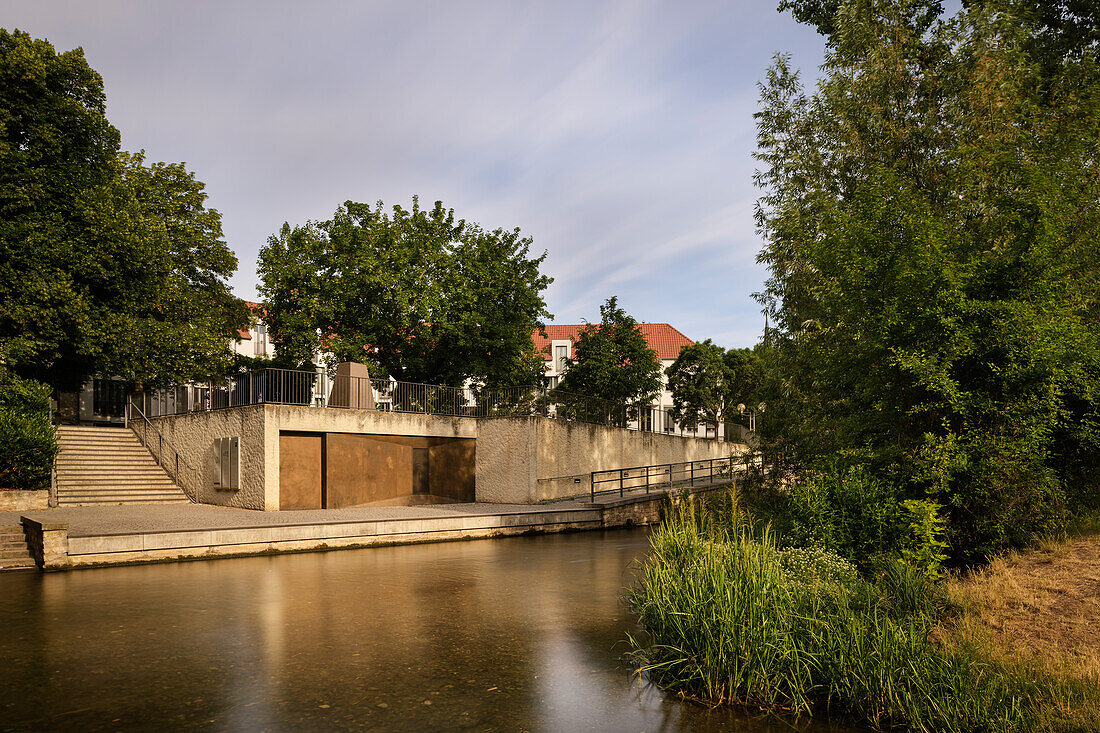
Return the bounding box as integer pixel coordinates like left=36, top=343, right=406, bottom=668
left=13, top=485, right=728, bottom=571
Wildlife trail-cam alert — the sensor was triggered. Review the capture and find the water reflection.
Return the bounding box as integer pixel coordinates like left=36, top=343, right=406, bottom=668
left=0, top=529, right=843, bottom=732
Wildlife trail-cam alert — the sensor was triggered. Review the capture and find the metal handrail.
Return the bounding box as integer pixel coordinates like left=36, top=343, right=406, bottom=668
left=126, top=397, right=200, bottom=503
left=131, top=367, right=754, bottom=443
left=587, top=456, right=740, bottom=502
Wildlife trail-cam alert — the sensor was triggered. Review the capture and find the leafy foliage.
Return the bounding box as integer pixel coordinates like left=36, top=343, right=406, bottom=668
left=0, top=29, right=245, bottom=392
left=665, top=340, right=762, bottom=428
left=0, top=368, right=58, bottom=491
left=754, top=0, right=1100, bottom=560
left=554, top=297, right=662, bottom=416
left=257, top=198, right=553, bottom=387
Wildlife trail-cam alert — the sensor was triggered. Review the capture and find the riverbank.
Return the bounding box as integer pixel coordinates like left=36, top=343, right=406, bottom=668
left=941, top=528, right=1100, bottom=731
left=6, top=487, right=691, bottom=571
left=627, top=498, right=1100, bottom=732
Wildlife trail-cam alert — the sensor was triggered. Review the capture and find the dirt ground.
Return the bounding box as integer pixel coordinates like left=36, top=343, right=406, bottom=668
left=948, top=533, right=1100, bottom=677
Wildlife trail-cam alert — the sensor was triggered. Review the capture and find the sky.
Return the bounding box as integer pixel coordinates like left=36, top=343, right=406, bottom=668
left=4, top=1, right=826, bottom=348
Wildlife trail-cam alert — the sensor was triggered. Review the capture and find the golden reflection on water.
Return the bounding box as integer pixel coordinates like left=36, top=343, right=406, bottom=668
left=0, top=530, right=843, bottom=732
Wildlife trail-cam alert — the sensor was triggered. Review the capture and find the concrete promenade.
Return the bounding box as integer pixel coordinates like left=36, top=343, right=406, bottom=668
left=8, top=485, right=726, bottom=571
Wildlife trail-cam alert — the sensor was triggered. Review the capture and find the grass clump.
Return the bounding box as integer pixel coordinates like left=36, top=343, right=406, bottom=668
left=628, top=496, right=1041, bottom=732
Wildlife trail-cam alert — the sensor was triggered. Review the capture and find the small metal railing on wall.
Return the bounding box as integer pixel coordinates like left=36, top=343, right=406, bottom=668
left=132, top=367, right=754, bottom=444
left=126, top=398, right=200, bottom=503
left=587, top=456, right=739, bottom=502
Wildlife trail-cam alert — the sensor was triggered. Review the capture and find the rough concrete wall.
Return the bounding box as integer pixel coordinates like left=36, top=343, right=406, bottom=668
left=152, top=405, right=480, bottom=511
left=270, top=406, right=478, bottom=440
left=475, top=418, right=539, bottom=503
left=475, top=416, right=744, bottom=503
left=149, top=405, right=269, bottom=510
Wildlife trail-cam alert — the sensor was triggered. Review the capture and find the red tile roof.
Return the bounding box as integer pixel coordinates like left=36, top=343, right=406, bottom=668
left=533, top=323, right=693, bottom=361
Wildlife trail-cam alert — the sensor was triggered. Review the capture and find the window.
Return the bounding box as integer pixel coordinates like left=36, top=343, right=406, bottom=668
left=213, top=437, right=240, bottom=490
left=254, top=323, right=267, bottom=356
left=93, top=379, right=127, bottom=418
left=555, top=345, right=568, bottom=373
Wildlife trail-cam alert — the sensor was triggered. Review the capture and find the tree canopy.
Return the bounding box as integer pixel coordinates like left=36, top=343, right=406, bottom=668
left=754, top=0, right=1100, bottom=559
left=666, top=341, right=762, bottom=428
left=257, top=198, right=553, bottom=387
left=0, top=29, right=245, bottom=392
left=555, top=297, right=663, bottom=414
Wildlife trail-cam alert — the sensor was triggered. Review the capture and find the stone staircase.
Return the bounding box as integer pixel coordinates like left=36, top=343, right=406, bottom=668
left=0, top=523, right=34, bottom=571
left=55, top=426, right=191, bottom=506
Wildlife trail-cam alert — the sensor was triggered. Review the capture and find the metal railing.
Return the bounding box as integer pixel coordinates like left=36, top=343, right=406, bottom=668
left=132, top=367, right=753, bottom=443
left=126, top=397, right=200, bottom=503
left=589, top=456, right=739, bottom=501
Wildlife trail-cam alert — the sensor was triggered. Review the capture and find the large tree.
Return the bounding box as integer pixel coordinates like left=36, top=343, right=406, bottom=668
left=755, top=0, right=1100, bottom=559
left=555, top=297, right=663, bottom=420
left=0, top=29, right=245, bottom=392
left=666, top=341, right=762, bottom=429
left=258, top=198, right=553, bottom=387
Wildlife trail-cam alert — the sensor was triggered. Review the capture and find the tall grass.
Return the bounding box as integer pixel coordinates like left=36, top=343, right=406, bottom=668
left=627, top=496, right=1040, bottom=732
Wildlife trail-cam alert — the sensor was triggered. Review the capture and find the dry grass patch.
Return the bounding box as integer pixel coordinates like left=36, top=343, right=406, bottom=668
left=947, top=533, right=1100, bottom=677
left=944, top=531, right=1100, bottom=731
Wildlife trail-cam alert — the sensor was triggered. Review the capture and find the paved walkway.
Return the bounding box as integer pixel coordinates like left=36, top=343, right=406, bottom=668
left=3, top=488, right=679, bottom=539
left=7, top=500, right=592, bottom=538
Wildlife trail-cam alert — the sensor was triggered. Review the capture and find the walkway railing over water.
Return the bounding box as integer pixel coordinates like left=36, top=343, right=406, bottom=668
left=588, top=456, right=740, bottom=501
left=133, top=367, right=753, bottom=443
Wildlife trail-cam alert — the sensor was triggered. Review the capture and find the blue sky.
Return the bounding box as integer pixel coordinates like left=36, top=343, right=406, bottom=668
left=4, top=1, right=826, bottom=348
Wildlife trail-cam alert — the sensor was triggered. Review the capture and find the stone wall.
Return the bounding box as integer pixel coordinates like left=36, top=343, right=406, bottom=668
left=0, top=490, right=49, bottom=511
left=21, top=517, right=69, bottom=571
left=150, top=405, right=480, bottom=511
left=475, top=416, right=745, bottom=503
left=148, top=405, right=270, bottom=509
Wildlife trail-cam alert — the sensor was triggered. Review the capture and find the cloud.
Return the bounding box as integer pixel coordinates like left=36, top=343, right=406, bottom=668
left=4, top=0, right=825, bottom=347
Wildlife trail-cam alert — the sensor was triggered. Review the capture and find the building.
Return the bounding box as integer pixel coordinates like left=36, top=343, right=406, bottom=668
left=231, top=302, right=276, bottom=359
left=532, top=323, right=694, bottom=431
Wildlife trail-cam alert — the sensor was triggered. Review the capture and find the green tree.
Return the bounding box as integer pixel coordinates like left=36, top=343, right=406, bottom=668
left=754, top=0, right=1100, bottom=560
left=0, top=368, right=58, bottom=491
left=0, top=29, right=245, bottom=392
left=666, top=340, right=733, bottom=428
left=667, top=341, right=763, bottom=430
left=117, top=151, right=249, bottom=385
left=555, top=297, right=663, bottom=421
left=258, top=198, right=553, bottom=387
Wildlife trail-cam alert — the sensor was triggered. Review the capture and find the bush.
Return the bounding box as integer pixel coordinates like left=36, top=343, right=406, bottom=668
left=755, top=463, right=910, bottom=566
left=0, top=370, right=58, bottom=492
left=628, top=501, right=1040, bottom=731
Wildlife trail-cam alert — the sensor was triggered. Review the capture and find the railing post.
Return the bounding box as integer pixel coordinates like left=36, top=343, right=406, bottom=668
left=619, top=469, right=624, bottom=497
left=690, top=461, right=695, bottom=488
left=590, top=471, right=596, bottom=502
left=645, top=466, right=650, bottom=494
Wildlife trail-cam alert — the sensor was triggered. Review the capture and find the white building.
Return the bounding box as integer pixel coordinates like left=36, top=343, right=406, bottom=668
left=532, top=323, right=696, bottom=433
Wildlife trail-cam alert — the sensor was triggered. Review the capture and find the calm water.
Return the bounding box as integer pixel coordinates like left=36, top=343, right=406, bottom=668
left=0, top=529, right=843, bottom=732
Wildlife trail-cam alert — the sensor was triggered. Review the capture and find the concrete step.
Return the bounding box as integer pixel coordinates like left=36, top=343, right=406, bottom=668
left=55, top=468, right=172, bottom=473
left=55, top=426, right=190, bottom=505
left=58, top=484, right=181, bottom=491
left=58, top=490, right=188, bottom=499
left=59, top=496, right=188, bottom=503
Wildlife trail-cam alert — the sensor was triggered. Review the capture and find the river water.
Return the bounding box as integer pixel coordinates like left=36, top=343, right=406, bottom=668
left=0, top=528, right=844, bottom=732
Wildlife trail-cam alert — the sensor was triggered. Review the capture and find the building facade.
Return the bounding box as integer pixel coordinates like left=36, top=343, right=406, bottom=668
left=532, top=323, right=696, bottom=433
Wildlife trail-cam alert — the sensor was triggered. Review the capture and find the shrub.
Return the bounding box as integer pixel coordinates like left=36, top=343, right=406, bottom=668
left=628, top=501, right=1037, bottom=731
left=0, top=370, right=58, bottom=492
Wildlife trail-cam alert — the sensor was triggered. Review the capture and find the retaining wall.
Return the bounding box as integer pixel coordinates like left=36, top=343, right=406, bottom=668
left=475, top=416, right=745, bottom=503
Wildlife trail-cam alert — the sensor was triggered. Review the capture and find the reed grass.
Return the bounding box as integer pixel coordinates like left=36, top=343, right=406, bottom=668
left=627, top=496, right=1049, bottom=732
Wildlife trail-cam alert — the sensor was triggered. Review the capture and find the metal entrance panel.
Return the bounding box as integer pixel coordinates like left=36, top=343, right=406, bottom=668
left=279, top=432, right=323, bottom=509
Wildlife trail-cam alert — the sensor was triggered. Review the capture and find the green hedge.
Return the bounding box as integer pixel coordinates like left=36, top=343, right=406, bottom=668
left=0, top=370, right=58, bottom=491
